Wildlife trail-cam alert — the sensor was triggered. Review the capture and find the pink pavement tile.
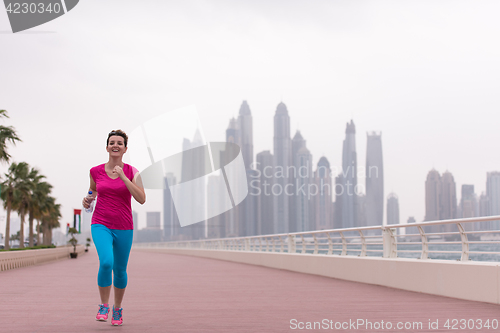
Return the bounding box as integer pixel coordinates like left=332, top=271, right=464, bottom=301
left=0, top=248, right=498, bottom=332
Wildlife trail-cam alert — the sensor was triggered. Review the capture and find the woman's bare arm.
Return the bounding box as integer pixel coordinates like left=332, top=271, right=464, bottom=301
left=83, top=173, right=98, bottom=208
left=121, top=172, right=146, bottom=204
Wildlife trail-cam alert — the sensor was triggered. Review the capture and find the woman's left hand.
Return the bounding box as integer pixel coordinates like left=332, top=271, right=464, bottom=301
left=113, top=165, right=126, bottom=180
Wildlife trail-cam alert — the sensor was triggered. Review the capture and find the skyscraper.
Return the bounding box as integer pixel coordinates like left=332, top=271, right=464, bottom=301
left=424, top=169, right=457, bottom=233
left=294, top=146, right=312, bottom=232
left=237, top=101, right=256, bottom=237
left=146, top=212, right=161, bottom=229
left=357, top=193, right=366, bottom=228
left=479, top=192, right=490, bottom=217
left=365, top=132, right=384, bottom=227
left=406, top=216, right=418, bottom=235
left=163, top=173, right=179, bottom=241
left=333, top=174, right=343, bottom=229
left=226, top=117, right=240, bottom=146
left=238, top=100, right=253, bottom=170
left=292, top=131, right=306, bottom=167
left=132, top=211, right=138, bottom=231
left=386, top=193, right=400, bottom=226
left=460, top=185, right=476, bottom=218
left=240, top=169, right=258, bottom=236
left=223, top=118, right=240, bottom=237
left=424, top=169, right=441, bottom=222
left=441, top=171, right=457, bottom=233
left=479, top=191, right=491, bottom=231
left=256, top=150, right=274, bottom=235
left=206, top=174, right=226, bottom=239
left=273, top=102, right=292, bottom=234
left=460, top=184, right=477, bottom=231
left=291, top=130, right=306, bottom=232
left=169, top=138, right=195, bottom=240
left=314, top=157, right=333, bottom=231
left=425, top=169, right=441, bottom=233
left=179, top=130, right=206, bottom=240
left=487, top=171, right=500, bottom=229
left=339, top=120, right=357, bottom=229
left=441, top=171, right=457, bottom=221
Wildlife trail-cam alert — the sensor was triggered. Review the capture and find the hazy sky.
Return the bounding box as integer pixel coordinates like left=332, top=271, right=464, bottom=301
left=1, top=0, right=499, bottom=235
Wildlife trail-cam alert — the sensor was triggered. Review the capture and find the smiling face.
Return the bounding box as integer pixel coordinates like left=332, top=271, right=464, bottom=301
left=106, top=135, right=128, bottom=157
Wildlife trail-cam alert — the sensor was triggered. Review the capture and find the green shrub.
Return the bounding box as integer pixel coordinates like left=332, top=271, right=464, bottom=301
left=0, top=244, right=56, bottom=252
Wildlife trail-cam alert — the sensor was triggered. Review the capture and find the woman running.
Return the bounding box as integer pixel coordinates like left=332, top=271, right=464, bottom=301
left=82, top=129, right=146, bottom=326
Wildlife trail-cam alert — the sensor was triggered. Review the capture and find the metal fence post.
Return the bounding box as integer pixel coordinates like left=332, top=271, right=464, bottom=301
left=327, top=232, right=333, bottom=255
left=359, top=230, right=367, bottom=257
left=457, top=223, right=469, bottom=261
left=417, top=226, right=428, bottom=259
left=313, top=234, right=318, bottom=254
left=382, top=228, right=397, bottom=258
left=288, top=234, right=296, bottom=254
left=340, top=232, right=347, bottom=256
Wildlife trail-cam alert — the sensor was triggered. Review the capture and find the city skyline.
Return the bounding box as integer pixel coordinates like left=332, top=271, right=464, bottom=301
left=2, top=97, right=499, bottom=239
left=131, top=100, right=500, bottom=241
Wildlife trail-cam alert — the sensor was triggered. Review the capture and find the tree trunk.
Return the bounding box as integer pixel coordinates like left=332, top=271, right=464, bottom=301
left=4, top=202, right=11, bottom=251
left=28, top=213, right=34, bottom=247
left=19, top=210, right=25, bottom=249
left=47, top=228, right=53, bottom=245
left=36, top=220, right=40, bottom=246
left=43, top=224, right=50, bottom=246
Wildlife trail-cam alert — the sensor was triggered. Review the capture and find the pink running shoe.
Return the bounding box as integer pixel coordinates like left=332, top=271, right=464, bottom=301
left=96, top=303, right=110, bottom=321
left=111, top=306, right=123, bottom=326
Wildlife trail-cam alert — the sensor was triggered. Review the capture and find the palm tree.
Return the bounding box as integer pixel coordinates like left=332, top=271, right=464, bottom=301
left=47, top=202, right=62, bottom=245
left=39, top=196, right=53, bottom=246
left=0, top=110, right=22, bottom=164
left=12, top=163, right=31, bottom=248
left=0, top=168, right=15, bottom=250
left=0, top=162, right=28, bottom=250
left=27, top=169, right=51, bottom=247
left=40, top=196, right=61, bottom=246
left=30, top=181, right=52, bottom=247
left=0, top=110, right=22, bottom=250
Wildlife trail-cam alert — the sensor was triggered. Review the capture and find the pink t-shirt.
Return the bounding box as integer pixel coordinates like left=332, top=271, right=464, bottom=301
left=90, top=163, right=138, bottom=230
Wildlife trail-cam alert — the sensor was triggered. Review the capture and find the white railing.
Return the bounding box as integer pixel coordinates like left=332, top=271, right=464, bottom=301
left=134, top=216, right=500, bottom=262
left=0, top=245, right=85, bottom=272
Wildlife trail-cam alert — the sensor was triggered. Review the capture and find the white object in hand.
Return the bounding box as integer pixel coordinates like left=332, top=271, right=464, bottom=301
left=85, top=191, right=95, bottom=213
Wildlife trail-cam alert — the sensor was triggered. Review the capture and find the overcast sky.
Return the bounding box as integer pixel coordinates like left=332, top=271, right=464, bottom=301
left=1, top=0, right=499, bottom=235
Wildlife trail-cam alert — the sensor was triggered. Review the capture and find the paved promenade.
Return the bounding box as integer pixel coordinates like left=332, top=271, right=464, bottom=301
left=0, top=248, right=499, bottom=332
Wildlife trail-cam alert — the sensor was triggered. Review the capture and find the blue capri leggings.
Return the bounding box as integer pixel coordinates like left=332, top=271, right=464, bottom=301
left=91, top=224, right=133, bottom=289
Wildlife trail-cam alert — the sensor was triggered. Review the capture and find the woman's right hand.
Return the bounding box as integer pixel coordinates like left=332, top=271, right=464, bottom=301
left=82, top=196, right=91, bottom=209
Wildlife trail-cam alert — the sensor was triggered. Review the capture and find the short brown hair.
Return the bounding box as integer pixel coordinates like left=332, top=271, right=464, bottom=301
left=107, top=129, right=128, bottom=147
